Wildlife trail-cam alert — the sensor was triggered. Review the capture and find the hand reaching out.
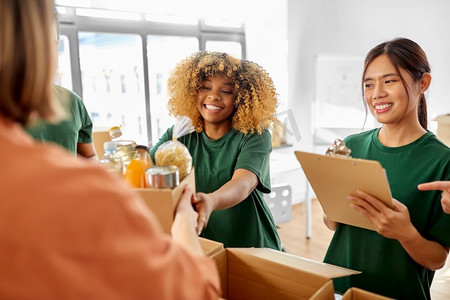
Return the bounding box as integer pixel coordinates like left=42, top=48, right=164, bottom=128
left=418, top=181, right=450, bottom=214
left=173, top=184, right=198, bottom=231
left=171, top=184, right=204, bottom=256
left=192, top=192, right=217, bottom=235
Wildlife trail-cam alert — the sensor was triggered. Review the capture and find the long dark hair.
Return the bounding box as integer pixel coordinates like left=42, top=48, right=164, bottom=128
left=362, top=38, right=430, bottom=129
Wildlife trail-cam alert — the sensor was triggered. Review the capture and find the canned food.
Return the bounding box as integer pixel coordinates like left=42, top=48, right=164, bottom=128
left=146, top=165, right=180, bottom=188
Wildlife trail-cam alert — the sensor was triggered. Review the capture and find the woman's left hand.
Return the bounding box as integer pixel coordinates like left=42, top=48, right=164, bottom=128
left=350, top=190, right=449, bottom=270
left=192, top=192, right=217, bottom=235
left=349, top=190, right=415, bottom=241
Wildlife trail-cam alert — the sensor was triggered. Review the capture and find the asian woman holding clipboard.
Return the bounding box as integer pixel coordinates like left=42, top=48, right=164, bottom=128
left=323, top=38, right=450, bottom=300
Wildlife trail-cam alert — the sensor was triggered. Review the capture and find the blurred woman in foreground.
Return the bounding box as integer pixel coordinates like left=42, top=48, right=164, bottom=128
left=0, top=1, right=219, bottom=298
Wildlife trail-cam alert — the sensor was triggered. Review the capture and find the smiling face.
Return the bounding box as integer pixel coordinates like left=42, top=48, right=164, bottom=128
left=363, top=54, right=421, bottom=127
left=197, top=76, right=235, bottom=131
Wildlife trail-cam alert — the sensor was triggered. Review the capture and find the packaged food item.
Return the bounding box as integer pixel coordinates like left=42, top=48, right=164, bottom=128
left=155, top=116, right=194, bottom=180
left=124, top=145, right=152, bottom=188
left=146, top=166, right=180, bottom=188
left=108, top=126, right=137, bottom=172
left=98, top=141, right=123, bottom=178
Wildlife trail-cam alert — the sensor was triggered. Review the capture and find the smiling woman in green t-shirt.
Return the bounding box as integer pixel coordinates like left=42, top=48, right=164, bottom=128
left=323, top=38, right=450, bottom=300
left=150, top=51, right=281, bottom=250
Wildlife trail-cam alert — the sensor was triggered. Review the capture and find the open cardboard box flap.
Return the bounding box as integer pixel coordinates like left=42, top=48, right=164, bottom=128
left=342, top=287, right=393, bottom=300
left=198, top=237, right=224, bottom=257
left=135, top=169, right=195, bottom=234
left=238, top=248, right=359, bottom=279
left=212, top=248, right=360, bottom=300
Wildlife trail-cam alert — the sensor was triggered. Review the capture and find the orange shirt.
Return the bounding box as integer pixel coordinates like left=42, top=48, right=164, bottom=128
left=0, top=116, right=220, bottom=299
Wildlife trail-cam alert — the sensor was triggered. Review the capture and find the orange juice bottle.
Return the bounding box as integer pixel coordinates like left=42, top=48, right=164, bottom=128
left=124, top=145, right=153, bottom=188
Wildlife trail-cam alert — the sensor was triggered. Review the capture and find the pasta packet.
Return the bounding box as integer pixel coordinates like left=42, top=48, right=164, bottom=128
left=155, top=116, right=195, bottom=180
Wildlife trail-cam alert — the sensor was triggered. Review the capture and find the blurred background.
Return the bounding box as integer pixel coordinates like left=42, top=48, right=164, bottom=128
left=55, top=0, right=450, bottom=204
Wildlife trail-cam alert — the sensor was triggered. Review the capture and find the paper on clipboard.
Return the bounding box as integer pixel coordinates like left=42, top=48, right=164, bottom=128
left=294, top=151, right=393, bottom=231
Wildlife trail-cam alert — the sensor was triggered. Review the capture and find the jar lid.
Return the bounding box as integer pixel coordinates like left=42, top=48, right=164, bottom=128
left=109, top=126, right=122, bottom=139
left=135, top=145, right=149, bottom=151
left=103, top=141, right=118, bottom=151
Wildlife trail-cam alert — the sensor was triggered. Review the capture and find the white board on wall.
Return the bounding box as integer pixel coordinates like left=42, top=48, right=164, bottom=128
left=314, top=55, right=377, bottom=129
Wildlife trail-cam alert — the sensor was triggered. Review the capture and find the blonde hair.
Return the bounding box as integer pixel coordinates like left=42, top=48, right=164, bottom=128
left=167, top=51, right=278, bottom=134
left=0, top=0, right=64, bottom=125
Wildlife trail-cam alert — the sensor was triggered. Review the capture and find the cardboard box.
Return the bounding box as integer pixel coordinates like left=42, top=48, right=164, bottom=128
left=199, top=237, right=224, bottom=257
left=342, top=287, right=393, bottom=300
left=136, top=170, right=195, bottom=234
left=92, top=130, right=111, bottom=157
left=211, top=248, right=360, bottom=300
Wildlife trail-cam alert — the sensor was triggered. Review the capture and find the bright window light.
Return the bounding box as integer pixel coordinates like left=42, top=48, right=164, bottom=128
left=204, top=18, right=243, bottom=28
left=145, top=14, right=198, bottom=25
left=76, top=8, right=142, bottom=21
left=55, top=0, right=90, bottom=7
left=56, top=6, right=68, bottom=14
left=205, top=41, right=242, bottom=59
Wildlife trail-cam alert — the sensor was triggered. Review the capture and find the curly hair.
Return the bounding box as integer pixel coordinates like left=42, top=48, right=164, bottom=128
left=167, top=51, right=278, bottom=134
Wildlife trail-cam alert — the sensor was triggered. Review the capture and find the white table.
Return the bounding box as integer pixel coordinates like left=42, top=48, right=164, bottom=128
left=270, top=147, right=312, bottom=238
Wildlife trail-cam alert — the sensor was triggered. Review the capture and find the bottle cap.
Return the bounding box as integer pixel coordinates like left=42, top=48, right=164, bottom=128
left=109, top=126, right=122, bottom=139
left=135, top=145, right=149, bottom=151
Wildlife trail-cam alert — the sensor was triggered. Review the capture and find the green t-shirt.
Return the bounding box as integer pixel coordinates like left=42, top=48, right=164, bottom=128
left=324, top=129, right=450, bottom=300
left=150, top=127, right=281, bottom=250
left=25, top=86, right=93, bottom=155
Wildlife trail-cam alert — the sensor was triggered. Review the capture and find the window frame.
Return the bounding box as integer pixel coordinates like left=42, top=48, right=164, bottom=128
left=57, top=6, right=246, bottom=145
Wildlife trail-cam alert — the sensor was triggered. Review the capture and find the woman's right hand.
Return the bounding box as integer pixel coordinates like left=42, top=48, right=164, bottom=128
left=174, top=184, right=198, bottom=231
left=171, top=184, right=204, bottom=256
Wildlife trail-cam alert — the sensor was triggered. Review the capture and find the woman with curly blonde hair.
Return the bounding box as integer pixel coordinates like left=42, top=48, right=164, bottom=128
left=151, top=51, right=281, bottom=249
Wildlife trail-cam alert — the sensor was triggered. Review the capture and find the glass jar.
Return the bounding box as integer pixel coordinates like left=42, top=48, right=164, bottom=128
left=124, top=145, right=153, bottom=188
left=98, top=141, right=123, bottom=178
left=108, top=126, right=137, bottom=172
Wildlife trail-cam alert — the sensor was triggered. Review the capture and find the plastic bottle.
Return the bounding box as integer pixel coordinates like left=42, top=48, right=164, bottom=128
left=108, top=126, right=137, bottom=172
left=124, top=145, right=153, bottom=188
left=99, top=141, right=123, bottom=178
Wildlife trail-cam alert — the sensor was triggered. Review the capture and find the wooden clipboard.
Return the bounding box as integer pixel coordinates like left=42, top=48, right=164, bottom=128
left=294, top=151, right=393, bottom=231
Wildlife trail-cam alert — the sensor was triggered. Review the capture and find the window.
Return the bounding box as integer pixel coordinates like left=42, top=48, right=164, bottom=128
left=57, top=5, right=245, bottom=146
left=56, top=35, right=72, bottom=89
left=205, top=41, right=242, bottom=59
left=78, top=32, right=147, bottom=144
left=147, top=36, right=199, bottom=142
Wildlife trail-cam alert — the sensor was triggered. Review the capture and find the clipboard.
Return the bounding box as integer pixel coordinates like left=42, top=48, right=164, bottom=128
left=294, top=151, right=393, bottom=231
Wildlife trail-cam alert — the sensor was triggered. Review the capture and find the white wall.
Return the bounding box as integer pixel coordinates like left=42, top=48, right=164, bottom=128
left=245, top=0, right=289, bottom=110
left=288, top=0, right=450, bottom=151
